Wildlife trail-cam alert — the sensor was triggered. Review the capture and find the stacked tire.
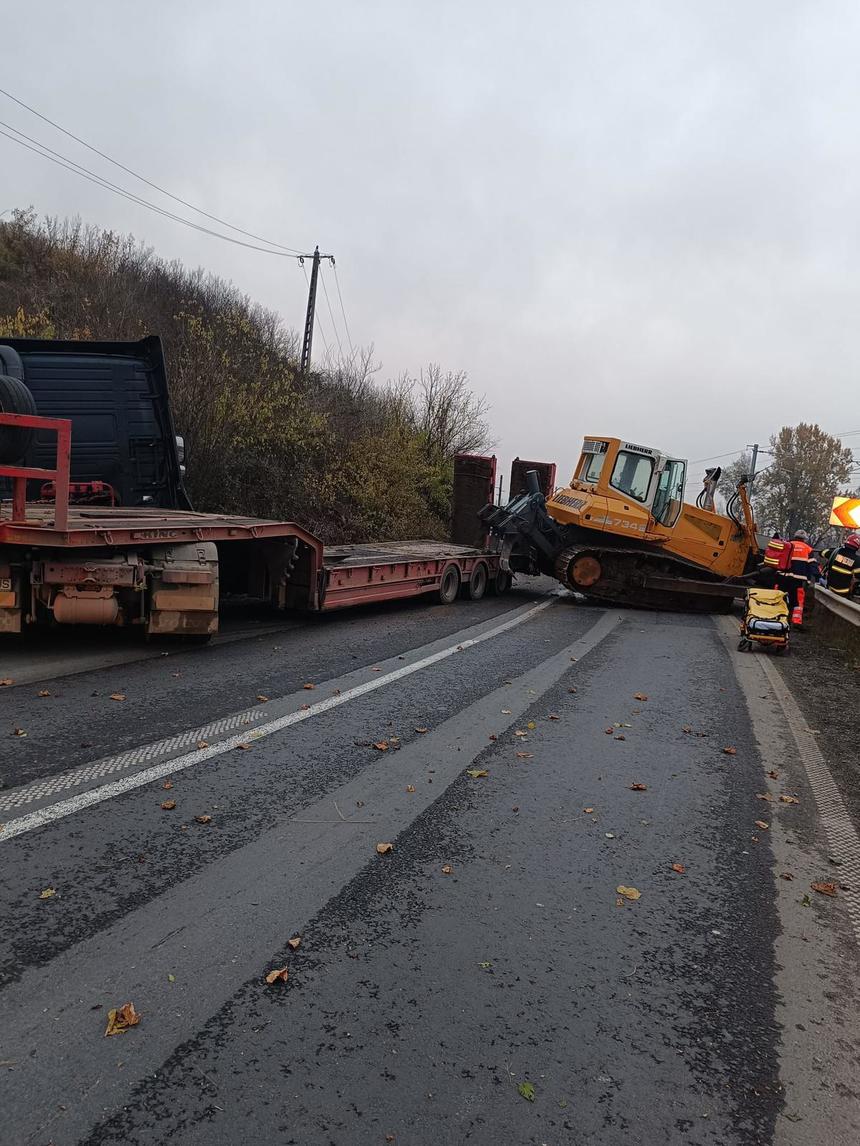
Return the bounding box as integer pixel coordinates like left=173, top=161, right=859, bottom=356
left=0, top=375, right=37, bottom=464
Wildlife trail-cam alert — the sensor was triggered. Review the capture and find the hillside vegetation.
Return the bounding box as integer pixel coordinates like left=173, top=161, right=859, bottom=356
left=0, top=211, right=491, bottom=542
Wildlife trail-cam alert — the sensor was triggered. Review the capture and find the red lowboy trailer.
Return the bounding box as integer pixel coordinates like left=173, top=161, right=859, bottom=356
left=0, top=411, right=509, bottom=638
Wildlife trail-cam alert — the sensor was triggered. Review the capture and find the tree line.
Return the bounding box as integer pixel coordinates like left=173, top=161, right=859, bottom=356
left=0, top=210, right=492, bottom=542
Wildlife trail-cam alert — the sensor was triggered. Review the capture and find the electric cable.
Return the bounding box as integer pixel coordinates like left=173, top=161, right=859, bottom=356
left=331, top=263, right=355, bottom=357
left=319, top=265, right=344, bottom=360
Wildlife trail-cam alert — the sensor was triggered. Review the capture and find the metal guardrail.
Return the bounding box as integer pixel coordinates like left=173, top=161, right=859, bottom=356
left=814, top=584, right=860, bottom=627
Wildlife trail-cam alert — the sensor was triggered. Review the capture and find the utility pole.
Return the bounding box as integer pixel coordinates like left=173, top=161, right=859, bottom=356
left=299, top=246, right=321, bottom=375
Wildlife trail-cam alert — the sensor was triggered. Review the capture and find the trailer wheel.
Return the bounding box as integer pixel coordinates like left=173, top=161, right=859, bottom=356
left=0, top=374, right=37, bottom=464
left=465, top=561, right=488, bottom=601
left=489, top=569, right=512, bottom=595
left=438, top=563, right=461, bottom=604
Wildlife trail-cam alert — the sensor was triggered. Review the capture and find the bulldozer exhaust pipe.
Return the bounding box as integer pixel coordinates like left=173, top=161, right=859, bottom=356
left=525, top=469, right=541, bottom=496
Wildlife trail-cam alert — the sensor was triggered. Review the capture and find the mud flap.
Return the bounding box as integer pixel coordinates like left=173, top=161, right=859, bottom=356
left=146, top=542, right=219, bottom=637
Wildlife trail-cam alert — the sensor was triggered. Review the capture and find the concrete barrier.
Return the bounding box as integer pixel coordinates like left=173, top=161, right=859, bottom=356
left=812, top=584, right=860, bottom=656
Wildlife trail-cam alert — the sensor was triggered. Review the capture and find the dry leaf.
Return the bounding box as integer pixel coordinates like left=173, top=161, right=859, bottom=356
left=194, top=814, right=212, bottom=824
left=161, top=800, right=177, bottom=810
left=527, top=721, right=536, bottom=730
left=768, top=769, right=780, bottom=779
left=287, top=936, right=302, bottom=950
left=583, top=807, right=594, bottom=814
left=162, top=780, right=173, bottom=790
left=12, top=728, right=26, bottom=737
left=406, top=784, right=416, bottom=793
left=303, top=683, right=316, bottom=690
left=633, top=693, right=648, bottom=701
left=568, top=686, right=577, bottom=694
left=756, top=793, right=773, bottom=802
left=466, top=768, right=489, bottom=778
left=548, top=714, right=560, bottom=721
left=780, top=872, right=794, bottom=881
left=811, top=881, right=838, bottom=897
left=110, top=693, right=126, bottom=702
left=681, top=725, right=693, bottom=733
left=376, top=842, right=394, bottom=855
left=516, top=751, right=534, bottom=759
left=722, top=747, right=737, bottom=756
left=265, top=966, right=289, bottom=984
left=501, top=709, right=512, bottom=715
left=629, top=783, right=647, bottom=791
left=780, top=795, right=800, bottom=805
left=616, top=896, right=625, bottom=907
left=415, top=726, right=429, bottom=734
left=754, top=820, right=769, bottom=830
left=372, top=741, right=389, bottom=751
left=441, top=864, right=453, bottom=875
left=300, top=703, right=310, bottom=710
left=616, top=885, right=641, bottom=901
left=604, top=727, right=614, bottom=735
left=104, top=1002, right=141, bottom=1036
left=615, top=734, right=626, bottom=741
left=196, top=740, right=209, bottom=750
left=0, top=678, right=14, bottom=686
left=671, top=863, right=686, bottom=874
left=237, top=743, right=251, bottom=750
left=256, top=694, right=269, bottom=702
left=38, top=887, right=56, bottom=899
left=37, top=689, right=51, bottom=698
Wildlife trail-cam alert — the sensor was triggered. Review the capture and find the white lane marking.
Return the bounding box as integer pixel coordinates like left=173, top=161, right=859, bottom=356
left=0, top=597, right=556, bottom=842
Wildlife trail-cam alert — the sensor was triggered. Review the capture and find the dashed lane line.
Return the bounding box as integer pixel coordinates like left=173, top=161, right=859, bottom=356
left=0, top=597, right=556, bottom=842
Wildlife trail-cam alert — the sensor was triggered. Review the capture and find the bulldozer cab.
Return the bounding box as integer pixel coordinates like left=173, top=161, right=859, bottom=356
left=572, top=438, right=686, bottom=530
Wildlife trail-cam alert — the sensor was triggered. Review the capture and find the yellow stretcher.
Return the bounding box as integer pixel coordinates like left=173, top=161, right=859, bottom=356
left=737, top=588, right=790, bottom=655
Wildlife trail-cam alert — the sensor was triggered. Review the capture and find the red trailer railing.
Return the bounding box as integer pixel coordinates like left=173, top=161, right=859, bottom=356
left=0, top=413, right=72, bottom=531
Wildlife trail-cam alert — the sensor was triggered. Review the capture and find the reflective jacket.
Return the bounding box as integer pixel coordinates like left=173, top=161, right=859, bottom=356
left=827, top=546, right=859, bottom=595
left=787, top=540, right=817, bottom=581
left=763, top=538, right=791, bottom=571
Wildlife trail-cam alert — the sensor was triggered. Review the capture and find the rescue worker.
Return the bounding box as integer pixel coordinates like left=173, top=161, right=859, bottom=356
left=761, top=532, right=790, bottom=589
left=785, top=529, right=818, bottom=626
left=826, top=534, right=860, bottom=597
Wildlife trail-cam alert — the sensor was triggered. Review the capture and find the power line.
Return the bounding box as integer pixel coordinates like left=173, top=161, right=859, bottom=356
left=0, top=121, right=301, bottom=258
left=0, top=84, right=304, bottom=255
left=331, top=263, right=355, bottom=357
left=319, top=265, right=344, bottom=360
left=688, top=449, right=744, bottom=465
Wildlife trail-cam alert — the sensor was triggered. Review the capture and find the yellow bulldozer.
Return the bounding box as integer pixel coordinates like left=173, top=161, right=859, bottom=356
left=480, top=436, right=760, bottom=611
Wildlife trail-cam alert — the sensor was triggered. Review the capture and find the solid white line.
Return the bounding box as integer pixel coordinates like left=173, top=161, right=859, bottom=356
left=0, top=597, right=556, bottom=842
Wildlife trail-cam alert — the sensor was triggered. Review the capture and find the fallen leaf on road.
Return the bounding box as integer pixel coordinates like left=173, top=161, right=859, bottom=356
left=39, top=888, right=56, bottom=899
left=167, top=973, right=176, bottom=983
left=466, top=769, right=489, bottom=778
left=722, top=747, right=737, bottom=756
left=633, top=693, right=648, bottom=701
left=196, top=740, right=209, bottom=750
left=488, top=734, right=498, bottom=741
left=376, top=842, right=394, bottom=855
left=110, top=693, right=126, bottom=702
left=441, top=864, right=453, bottom=875
left=194, top=814, right=212, bottom=824
left=756, top=793, right=773, bottom=802
left=629, top=783, right=647, bottom=791
left=514, top=729, right=527, bottom=738
left=517, top=1081, right=536, bottom=1102
left=256, top=695, right=269, bottom=702
left=615, top=735, right=626, bottom=741
left=671, top=863, right=686, bottom=874
left=37, top=689, right=51, bottom=698
left=300, top=703, right=310, bottom=710
left=768, top=769, right=780, bottom=779
left=12, top=728, right=26, bottom=737
left=780, top=872, right=794, bottom=881
left=0, top=678, right=13, bottom=686
left=780, top=795, right=800, bottom=805
left=616, top=885, right=641, bottom=901
left=604, top=727, right=614, bottom=735
left=161, top=800, right=177, bottom=810
left=478, top=960, right=492, bottom=969
left=754, top=820, right=769, bottom=830
left=501, top=709, right=512, bottom=715
left=605, top=832, right=615, bottom=839
left=548, top=714, right=560, bottom=721
left=415, top=726, right=429, bottom=734
left=406, top=785, right=416, bottom=793
left=371, top=667, right=382, bottom=672
left=287, top=936, right=302, bottom=950
left=516, top=751, right=534, bottom=759
left=104, top=1002, right=141, bottom=1036
left=162, top=780, right=173, bottom=790
left=681, top=725, right=693, bottom=733
left=811, top=881, right=838, bottom=897
left=527, top=721, right=536, bottom=730
left=568, top=687, right=577, bottom=694
left=372, top=741, right=389, bottom=751
left=303, top=683, right=316, bottom=690
left=265, top=966, right=289, bottom=984
left=583, top=807, right=594, bottom=814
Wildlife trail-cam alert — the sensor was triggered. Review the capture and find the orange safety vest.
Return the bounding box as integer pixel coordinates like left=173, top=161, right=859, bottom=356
left=787, top=540, right=815, bottom=580
left=763, top=538, right=791, bottom=572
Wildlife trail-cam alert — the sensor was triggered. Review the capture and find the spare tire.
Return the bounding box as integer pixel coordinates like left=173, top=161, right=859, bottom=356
left=0, top=374, right=37, bottom=464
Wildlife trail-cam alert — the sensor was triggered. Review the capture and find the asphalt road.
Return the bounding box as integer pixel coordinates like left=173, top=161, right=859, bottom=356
left=1, top=583, right=859, bottom=1146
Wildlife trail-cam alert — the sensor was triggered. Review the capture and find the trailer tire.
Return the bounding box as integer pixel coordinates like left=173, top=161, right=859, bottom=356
left=465, top=560, right=488, bottom=601
left=489, top=569, right=512, bottom=595
left=438, top=563, right=461, bottom=604
left=0, top=374, right=37, bottom=464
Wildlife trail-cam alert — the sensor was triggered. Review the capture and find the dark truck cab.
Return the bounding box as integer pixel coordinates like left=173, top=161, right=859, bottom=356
left=0, top=335, right=188, bottom=509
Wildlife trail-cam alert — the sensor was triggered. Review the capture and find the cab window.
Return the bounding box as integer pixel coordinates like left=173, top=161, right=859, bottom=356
left=651, top=458, right=686, bottom=526
left=609, top=450, right=653, bottom=502
left=579, top=451, right=605, bottom=483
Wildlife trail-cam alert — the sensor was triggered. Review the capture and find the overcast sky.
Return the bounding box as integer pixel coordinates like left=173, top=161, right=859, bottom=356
left=3, top=0, right=860, bottom=488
